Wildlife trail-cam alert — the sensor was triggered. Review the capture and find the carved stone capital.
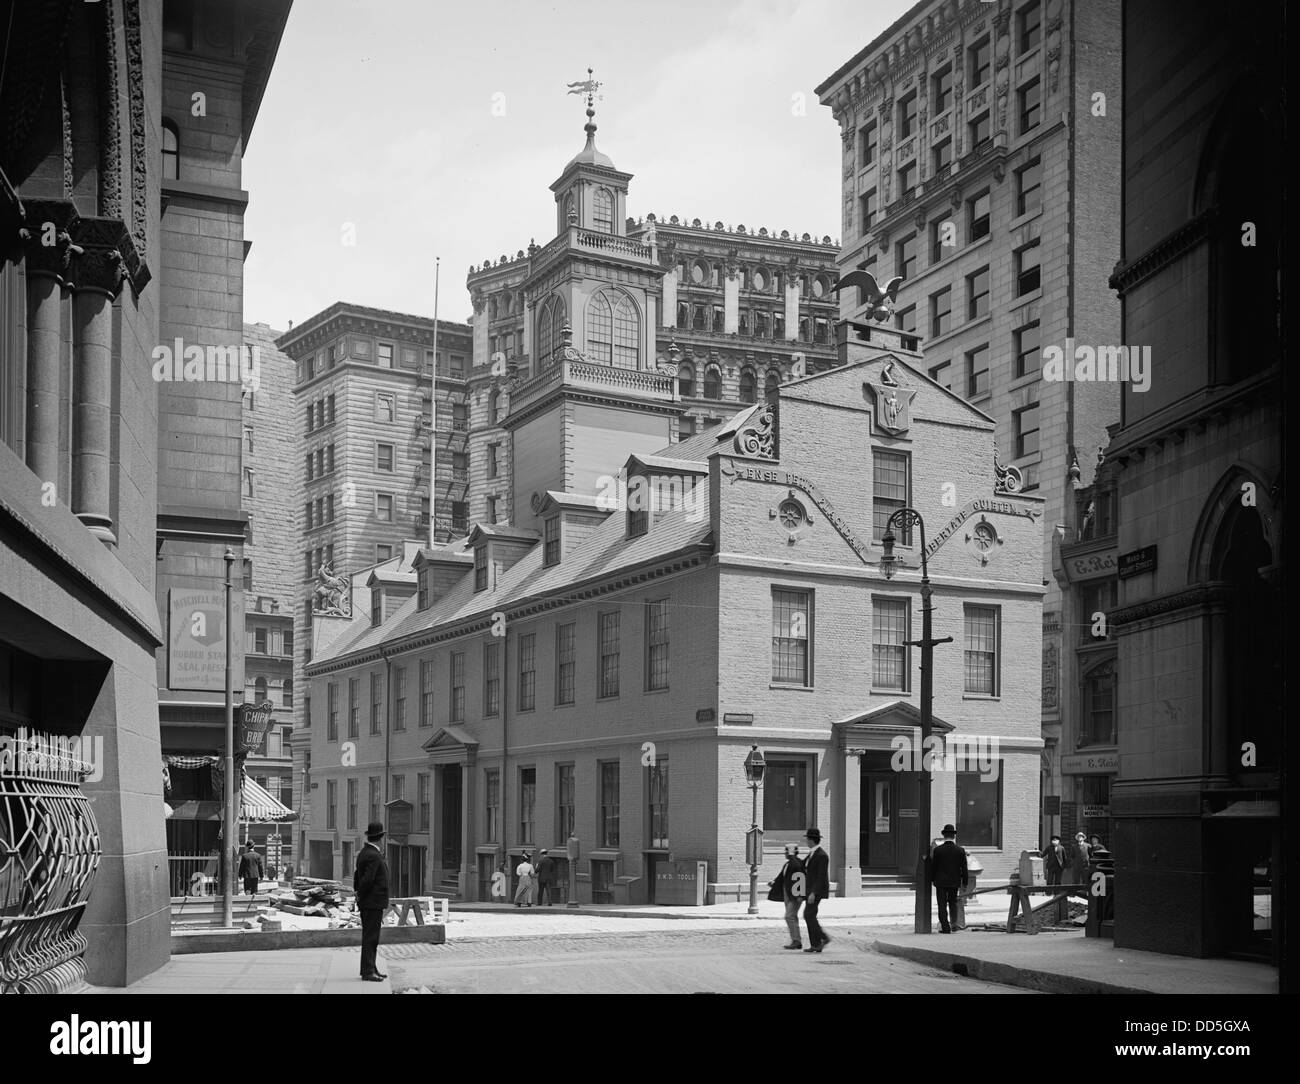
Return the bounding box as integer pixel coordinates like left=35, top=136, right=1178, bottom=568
left=21, top=198, right=80, bottom=281
left=71, top=216, right=133, bottom=298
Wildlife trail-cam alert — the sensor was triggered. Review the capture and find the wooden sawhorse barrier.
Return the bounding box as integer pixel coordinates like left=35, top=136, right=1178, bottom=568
left=1005, top=884, right=1084, bottom=934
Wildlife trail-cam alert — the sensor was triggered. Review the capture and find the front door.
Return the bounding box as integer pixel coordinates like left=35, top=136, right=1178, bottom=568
left=440, top=766, right=462, bottom=869
left=862, top=773, right=897, bottom=870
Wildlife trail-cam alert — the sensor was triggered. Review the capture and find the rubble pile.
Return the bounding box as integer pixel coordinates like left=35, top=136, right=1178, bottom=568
left=266, top=877, right=362, bottom=927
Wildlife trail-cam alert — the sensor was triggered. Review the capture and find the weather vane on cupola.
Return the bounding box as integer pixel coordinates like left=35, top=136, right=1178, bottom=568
left=566, top=67, right=603, bottom=110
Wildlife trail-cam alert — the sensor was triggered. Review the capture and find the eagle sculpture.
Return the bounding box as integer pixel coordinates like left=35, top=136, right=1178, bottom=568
left=833, top=270, right=904, bottom=323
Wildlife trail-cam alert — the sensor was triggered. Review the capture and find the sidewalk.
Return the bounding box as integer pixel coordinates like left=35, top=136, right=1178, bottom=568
left=870, top=929, right=1278, bottom=995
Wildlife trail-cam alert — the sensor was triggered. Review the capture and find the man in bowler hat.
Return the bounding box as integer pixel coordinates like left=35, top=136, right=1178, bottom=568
left=354, top=821, right=390, bottom=981
left=767, top=843, right=806, bottom=950
left=801, top=827, right=832, bottom=952
left=931, top=824, right=968, bottom=934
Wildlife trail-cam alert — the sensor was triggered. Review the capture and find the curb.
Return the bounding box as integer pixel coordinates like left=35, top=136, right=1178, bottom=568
left=171, top=924, right=445, bottom=954
left=870, top=939, right=1153, bottom=995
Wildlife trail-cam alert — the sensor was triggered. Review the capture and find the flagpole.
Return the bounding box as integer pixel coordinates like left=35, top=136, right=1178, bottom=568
left=428, top=257, right=440, bottom=548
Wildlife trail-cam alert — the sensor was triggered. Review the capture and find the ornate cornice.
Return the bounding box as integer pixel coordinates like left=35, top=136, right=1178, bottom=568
left=1108, top=208, right=1217, bottom=297
left=1111, top=582, right=1234, bottom=629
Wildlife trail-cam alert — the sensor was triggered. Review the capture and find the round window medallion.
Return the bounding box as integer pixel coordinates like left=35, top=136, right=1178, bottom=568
left=778, top=499, right=806, bottom=530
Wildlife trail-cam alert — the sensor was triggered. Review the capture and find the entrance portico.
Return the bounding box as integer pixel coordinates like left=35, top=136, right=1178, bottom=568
left=421, top=726, right=478, bottom=899
left=835, top=702, right=954, bottom=896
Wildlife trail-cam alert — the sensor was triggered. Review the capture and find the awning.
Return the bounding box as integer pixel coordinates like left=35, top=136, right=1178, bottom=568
left=241, top=776, right=297, bottom=822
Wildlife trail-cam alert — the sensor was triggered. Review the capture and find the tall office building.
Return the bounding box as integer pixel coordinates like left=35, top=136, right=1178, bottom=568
left=276, top=305, right=473, bottom=844
left=1105, top=0, right=1283, bottom=962
left=816, top=0, right=1121, bottom=845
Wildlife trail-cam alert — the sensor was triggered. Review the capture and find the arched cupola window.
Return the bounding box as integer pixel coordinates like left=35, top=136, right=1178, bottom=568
left=593, top=187, right=614, bottom=233
left=585, top=289, right=639, bottom=369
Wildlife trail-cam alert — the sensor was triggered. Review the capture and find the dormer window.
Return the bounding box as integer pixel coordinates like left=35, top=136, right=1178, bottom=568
left=627, top=475, right=649, bottom=538
left=417, top=568, right=430, bottom=610
left=371, top=591, right=384, bottom=627
left=543, top=516, right=560, bottom=567
left=474, top=545, right=488, bottom=592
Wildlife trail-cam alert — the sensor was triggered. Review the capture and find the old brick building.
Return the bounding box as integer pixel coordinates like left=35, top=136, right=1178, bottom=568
left=816, top=0, right=1122, bottom=847
left=1105, top=0, right=1284, bottom=962
left=304, top=316, right=1045, bottom=902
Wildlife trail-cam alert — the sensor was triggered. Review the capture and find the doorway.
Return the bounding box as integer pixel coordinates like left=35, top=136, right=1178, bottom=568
left=440, top=765, right=462, bottom=870
left=862, top=773, right=897, bottom=870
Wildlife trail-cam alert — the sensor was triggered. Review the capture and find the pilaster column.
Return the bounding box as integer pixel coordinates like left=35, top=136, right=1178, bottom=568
left=1203, top=584, right=1233, bottom=783
left=21, top=200, right=79, bottom=486
left=842, top=750, right=862, bottom=896
left=70, top=217, right=129, bottom=546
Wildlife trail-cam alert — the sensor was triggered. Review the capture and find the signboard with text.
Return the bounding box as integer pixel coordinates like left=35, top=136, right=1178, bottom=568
left=1061, top=752, right=1119, bottom=774
left=1064, top=548, right=1118, bottom=583
left=239, top=701, right=275, bottom=755
left=168, top=589, right=244, bottom=692
left=1118, top=545, right=1157, bottom=579
left=385, top=799, right=412, bottom=841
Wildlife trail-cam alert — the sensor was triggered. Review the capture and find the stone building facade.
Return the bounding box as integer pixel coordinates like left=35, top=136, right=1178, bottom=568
left=275, top=304, right=472, bottom=842
left=816, top=0, right=1122, bottom=846
left=239, top=322, right=298, bottom=870
left=1105, top=0, right=1284, bottom=962
left=0, top=0, right=290, bottom=989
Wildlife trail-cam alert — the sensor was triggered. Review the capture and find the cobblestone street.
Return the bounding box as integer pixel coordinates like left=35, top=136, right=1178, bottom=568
left=381, top=925, right=1031, bottom=994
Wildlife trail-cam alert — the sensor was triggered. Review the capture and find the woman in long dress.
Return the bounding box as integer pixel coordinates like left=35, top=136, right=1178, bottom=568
left=514, top=852, right=536, bottom=907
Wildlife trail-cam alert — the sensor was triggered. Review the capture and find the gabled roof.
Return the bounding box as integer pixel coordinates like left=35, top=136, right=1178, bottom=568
left=311, top=491, right=713, bottom=668
left=835, top=700, right=955, bottom=733
left=624, top=452, right=708, bottom=476
left=465, top=523, right=540, bottom=546
left=536, top=491, right=608, bottom=516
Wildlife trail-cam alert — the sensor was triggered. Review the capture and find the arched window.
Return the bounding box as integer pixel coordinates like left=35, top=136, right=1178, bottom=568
left=593, top=187, right=614, bottom=233
left=283, top=678, right=294, bottom=707
left=677, top=362, right=695, bottom=397
left=549, top=295, right=567, bottom=365
left=676, top=301, right=688, bottom=328
left=162, top=119, right=180, bottom=180
left=739, top=368, right=757, bottom=404
left=565, top=193, right=575, bottom=223
left=1079, top=659, right=1116, bottom=747
left=254, top=676, right=268, bottom=704
left=765, top=370, right=781, bottom=396
left=488, top=388, right=501, bottom=424
left=537, top=298, right=555, bottom=367
left=703, top=367, right=721, bottom=399
left=585, top=289, right=639, bottom=369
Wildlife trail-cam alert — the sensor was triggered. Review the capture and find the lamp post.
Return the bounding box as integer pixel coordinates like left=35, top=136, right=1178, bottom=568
left=222, top=547, right=236, bottom=928
left=566, top=833, right=580, bottom=908
left=743, top=745, right=766, bottom=915
left=879, top=510, right=952, bottom=935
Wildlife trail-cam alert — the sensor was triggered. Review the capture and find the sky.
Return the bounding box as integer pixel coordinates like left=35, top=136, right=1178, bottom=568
left=242, top=0, right=909, bottom=331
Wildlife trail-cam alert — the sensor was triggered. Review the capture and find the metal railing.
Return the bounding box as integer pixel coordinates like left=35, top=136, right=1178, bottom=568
left=168, top=853, right=220, bottom=899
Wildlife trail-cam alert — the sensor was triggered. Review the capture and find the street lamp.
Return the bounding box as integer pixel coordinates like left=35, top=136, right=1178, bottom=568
left=222, top=547, right=236, bottom=928
left=880, top=510, right=953, bottom=935
left=743, top=745, right=766, bottom=915
left=566, top=833, right=580, bottom=908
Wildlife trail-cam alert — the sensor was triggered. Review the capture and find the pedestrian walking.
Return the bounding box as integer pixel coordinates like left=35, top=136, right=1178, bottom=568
left=237, top=842, right=262, bottom=895
left=1043, top=834, right=1067, bottom=886
left=801, top=828, right=832, bottom=953
left=767, top=843, right=806, bottom=950
left=931, top=824, right=968, bottom=934
left=535, top=849, right=557, bottom=905
left=1071, top=832, right=1091, bottom=897
left=514, top=851, right=536, bottom=907
left=354, top=821, right=389, bottom=982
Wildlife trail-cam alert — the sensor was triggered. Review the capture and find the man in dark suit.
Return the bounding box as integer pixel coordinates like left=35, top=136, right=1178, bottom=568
left=237, top=843, right=263, bottom=895
left=354, top=821, right=390, bottom=981
left=535, top=849, right=557, bottom=905
left=931, top=823, right=968, bottom=934
left=1042, top=834, right=1067, bottom=886
left=801, top=827, right=832, bottom=953
left=767, top=843, right=806, bottom=950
